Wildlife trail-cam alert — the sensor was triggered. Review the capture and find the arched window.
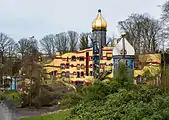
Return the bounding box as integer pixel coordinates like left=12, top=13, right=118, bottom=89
left=66, top=71, right=70, bottom=78
left=81, top=72, right=84, bottom=77
left=66, top=63, right=69, bottom=69
left=81, top=64, right=84, bottom=69
left=79, top=56, right=84, bottom=61
left=71, top=56, right=76, bottom=61
left=60, top=64, right=65, bottom=69
left=71, top=64, right=74, bottom=67
left=77, top=64, right=80, bottom=70
left=73, top=72, right=76, bottom=75
left=101, top=64, right=104, bottom=69
left=77, top=72, right=80, bottom=78
left=61, top=72, right=65, bottom=77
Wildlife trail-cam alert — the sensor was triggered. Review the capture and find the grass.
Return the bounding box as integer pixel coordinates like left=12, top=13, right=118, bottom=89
left=20, top=109, right=70, bottom=120
left=3, top=90, right=20, bottom=104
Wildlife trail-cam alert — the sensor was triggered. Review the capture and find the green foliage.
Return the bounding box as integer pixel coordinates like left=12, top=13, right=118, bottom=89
left=0, top=91, right=6, bottom=100
left=4, top=90, right=20, bottom=103
left=68, top=83, right=169, bottom=120
left=60, top=92, right=82, bottom=109
left=60, top=81, right=120, bottom=110
left=81, top=81, right=120, bottom=102
left=0, top=90, right=20, bottom=104
left=116, top=62, right=133, bottom=87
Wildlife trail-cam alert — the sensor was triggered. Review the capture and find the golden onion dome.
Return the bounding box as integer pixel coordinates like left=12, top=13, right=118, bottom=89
left=92, top=9, right=107, bottom=31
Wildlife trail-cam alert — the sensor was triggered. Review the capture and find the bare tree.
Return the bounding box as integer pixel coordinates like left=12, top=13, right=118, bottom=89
left=0, top=32, right=18, bottom=87
left=18, top=37, right=39, bottom=59
left=79, top=33, right=91, bottom=50
left=68, top=31, right=78, bottom=52
left=18, top=38, right=30, bottom=59
left=162, top=1, right=169, bottom=22
left=118, top=14, right=161, bottom=54
left=106, top=36, right=114, bottom=46
left=27, top=37, right=39, bottom=57
left=55, top=32, right=69, bottom=55
left=40, top=34, right=56, bottom=56
left=160, top=1, right=169, bottom=52
left=0, top=33, right=14, bottom=63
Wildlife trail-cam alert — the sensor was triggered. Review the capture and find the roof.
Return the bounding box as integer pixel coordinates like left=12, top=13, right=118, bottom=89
left=134, top=65, right=161, bottom=77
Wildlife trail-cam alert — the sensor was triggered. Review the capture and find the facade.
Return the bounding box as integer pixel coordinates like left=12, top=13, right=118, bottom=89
left=45, top=47, right=114, bottom=85
left=134, top=54, right=161, bottom=84
left=112, top=34, right=135, bottom=82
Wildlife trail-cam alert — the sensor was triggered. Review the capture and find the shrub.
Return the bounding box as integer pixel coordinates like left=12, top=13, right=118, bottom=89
left=116, top=62, right=133, bottom=87
left=68, top=85, right=169, bottom=120
left=60, top=91, right=82, bottom=109
left=81, top=81, right=120, bottom=102
left=0, top=91, right=6, bottom=100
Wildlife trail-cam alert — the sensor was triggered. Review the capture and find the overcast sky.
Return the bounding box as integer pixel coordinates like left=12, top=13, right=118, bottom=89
left=0, top=0, right=167, bottom=41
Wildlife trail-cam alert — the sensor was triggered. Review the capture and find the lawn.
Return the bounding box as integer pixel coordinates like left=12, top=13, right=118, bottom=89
left=3, top=90, right=20, bottom=103
left=20, top=109, right=70, bottom=120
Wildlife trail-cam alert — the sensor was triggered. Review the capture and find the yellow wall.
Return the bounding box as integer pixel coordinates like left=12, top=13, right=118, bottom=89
left=44, top=47, right=114, bottom=82
left=45, top=47, right=161, bottom=83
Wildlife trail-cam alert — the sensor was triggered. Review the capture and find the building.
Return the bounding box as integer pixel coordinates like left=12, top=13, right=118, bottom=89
left=44, top=9, right=162, bottom=85
left=45, top=47, right=114, bottom=86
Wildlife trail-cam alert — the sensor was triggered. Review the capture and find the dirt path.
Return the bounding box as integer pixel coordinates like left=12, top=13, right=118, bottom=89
left=13, top=106, right=59, bottom=120
left=1, top=99, right=59, bottom=120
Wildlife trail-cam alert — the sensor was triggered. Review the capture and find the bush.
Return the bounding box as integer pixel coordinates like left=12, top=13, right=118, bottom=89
left=81, top=81, right=120, bottom=102
left=60, top=91, right=82, bottom=109
left=0, top=91, right=6, bottom=100
left=116, top=62, right=133, bottom=87
left=32, top=87, right=64, bottom=108
left=67, top=85, right=169, bottom=120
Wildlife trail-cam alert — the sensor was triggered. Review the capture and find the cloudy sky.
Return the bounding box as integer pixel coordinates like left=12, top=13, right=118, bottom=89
left=0, top=0, right=167, bottom=41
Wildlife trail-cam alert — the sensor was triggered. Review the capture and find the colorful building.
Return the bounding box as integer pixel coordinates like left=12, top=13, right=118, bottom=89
left=44, top=9, right=162, bottom=85
left=45, top=47, right=114, bottom=85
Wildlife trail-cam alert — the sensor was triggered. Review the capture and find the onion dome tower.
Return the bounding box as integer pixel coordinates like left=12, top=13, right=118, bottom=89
left=92, top=9, right=107, bottom=46
left=91, top=9, right=107, bottom=79
left=112, top=32, right=135, bottom=83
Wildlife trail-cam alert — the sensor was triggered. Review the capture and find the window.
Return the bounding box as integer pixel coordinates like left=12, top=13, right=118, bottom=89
left=71, top=64, right=74, bottom=67
left=81, top=72, right=84, bottom=77
left=61, top=72, right=65, bottom=77
left=79, top=56, right=84, bottom=61
left=107, top=53, right=112, bottom=60
left=81, top=64, right=84, bottom=69
left=107, top=57, right=112, bottom=60
left=71, top=56, right=76, bottom=61
left=77, top=64, right=80, bottom=70
left=66, top=63, right=69, bottom=69
left=90, top=64, right=93, bottom=68
left=51, top=71, right=57, bottom=75
left=60, top=64, right=65, bottom=69
left=125, top=60, right=128, bottom=66
left=73, top=72, right=76, bottom=75
left=90, top=71, right=93, bottom=76
left=77, top=72, right=80, bottom=78
left=66, top=71, right=70, bottom=78
left=76, top=81, right=84, bottom=86
left=101, top=64, right=104, bottom=69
